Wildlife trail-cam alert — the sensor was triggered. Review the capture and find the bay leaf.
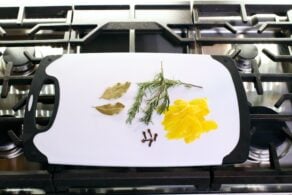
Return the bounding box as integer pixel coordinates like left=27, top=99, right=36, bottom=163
left=100, top=82, right=131, bottom=100
left=95, top=102, right=125, bottom=115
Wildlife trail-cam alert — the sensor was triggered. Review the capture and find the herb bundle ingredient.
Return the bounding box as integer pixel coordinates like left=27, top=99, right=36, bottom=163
left=100, top=82, right=131, bottom=100
left=95, top=102, right=125, bottom=115
left=126, top=63, right=202, bottom=125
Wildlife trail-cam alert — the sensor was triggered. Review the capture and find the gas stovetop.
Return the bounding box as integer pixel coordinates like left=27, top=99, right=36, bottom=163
left=0, top=1, right=292, bottom=194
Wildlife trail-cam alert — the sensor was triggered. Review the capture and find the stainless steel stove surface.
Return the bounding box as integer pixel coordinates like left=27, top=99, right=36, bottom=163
left=0, top=1, right=292, bottom=194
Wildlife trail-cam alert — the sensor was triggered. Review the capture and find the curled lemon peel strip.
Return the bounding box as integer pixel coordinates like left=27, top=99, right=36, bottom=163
left=162, top=98, right=218, bottom=144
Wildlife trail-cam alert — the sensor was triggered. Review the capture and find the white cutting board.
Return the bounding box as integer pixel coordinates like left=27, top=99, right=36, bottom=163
left=33, top=53, right=240, bottom=167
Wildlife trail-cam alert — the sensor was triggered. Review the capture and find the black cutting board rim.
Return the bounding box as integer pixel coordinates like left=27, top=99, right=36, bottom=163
left=22, top=53, right=250, bottom=166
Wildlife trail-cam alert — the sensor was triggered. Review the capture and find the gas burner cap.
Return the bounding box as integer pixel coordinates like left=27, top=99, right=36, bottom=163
left=0, top=115, right=22, bottom=159
left=3, top=47, right=36, bottom=75
left=229, top=44, right=260, bottom=73
left=248, top=106, right=291, bottom=163
left=235, top=44, right=258, bottom=60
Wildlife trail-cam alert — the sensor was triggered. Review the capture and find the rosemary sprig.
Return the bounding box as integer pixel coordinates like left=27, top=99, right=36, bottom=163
left=126, top=63, right=202, bottom=125
left=126, top=82, right=151, bottom=124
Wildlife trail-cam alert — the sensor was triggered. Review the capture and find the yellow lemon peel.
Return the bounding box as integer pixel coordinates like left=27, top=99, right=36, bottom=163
left=162, top=98, right=218, bottom=143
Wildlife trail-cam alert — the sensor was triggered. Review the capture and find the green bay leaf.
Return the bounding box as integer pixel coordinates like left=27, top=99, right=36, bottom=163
left=95, top=102, right=125, bottom=115
left=100, top=82, right=131, bottom=100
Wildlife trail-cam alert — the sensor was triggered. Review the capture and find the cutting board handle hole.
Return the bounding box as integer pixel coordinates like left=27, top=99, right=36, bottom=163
left=34, top=78, right=58, bottom=131
left=27, top=95, right=33, bottom=112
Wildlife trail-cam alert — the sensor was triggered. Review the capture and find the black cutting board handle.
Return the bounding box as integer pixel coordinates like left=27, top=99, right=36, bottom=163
left=211, top=56, right=250, bottom=164
left=23, top=55, right=61, bottom=163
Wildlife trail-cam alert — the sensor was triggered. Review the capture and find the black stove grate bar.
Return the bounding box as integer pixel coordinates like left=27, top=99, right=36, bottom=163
left=8, top=129, right=23, bottom=147
left=0, top=39, right=70, bottom=47
left=282, top=127, right=292, bottom=142
left=1, top=29, right=292, bottom=47
left=241, top=72, right=292, bottom=95
left=241, top=73, right=292, bottom=82
left=0, top=3, right=291, bottom=47
left=212, top=168, right=292, bottom=190
left=53, top=169, right=210, bottom=192
left=0, top=26, right=5, bottom=36
left=251, top=63, right=263, bottom=95
left=0, top=117, right=50, bottom=126
left=70, top=22, right=193, bottom=46
left=37, top=167, right=292, bottom=193
left=23, top=51, right=41, bottom=64
left=1, top=167, right=292, bottom=193
left=1, top=61, right=13, bottom=98
left=258, top=22, right=292, bottom=33
left=197, top=37, right=292, bottom=44
left=250, top=114, right=292, bottom=121
left=241, top=69, right=292, bottom=95
left=0, top=22, right=193, bottom=47
left=274, top=94, right=292, bottom=108
left=262, top=49, right=292, bottom=62
left=169, top=21, right=238, bottom=34
left=12, top=95, right=55, bottom=111
left=240, top=3, right=248, bottom=23
left=0, top=171, right=53, bottom=192
left=27, top=23, right=72, bottom=36
left=12, top=96, right=28, bottom=111
left=0, top=76, right=42, bottom=85
left=269, top=143, right=281, bottom=171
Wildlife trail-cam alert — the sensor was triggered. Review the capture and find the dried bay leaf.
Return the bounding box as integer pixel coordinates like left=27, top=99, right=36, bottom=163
left=95, top=102, right=125, bottom=115
left=100, top=82, right=131, bottom=100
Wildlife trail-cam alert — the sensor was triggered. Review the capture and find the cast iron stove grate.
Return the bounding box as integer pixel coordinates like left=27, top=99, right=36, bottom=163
left=0, top=1, right=292, bottom=194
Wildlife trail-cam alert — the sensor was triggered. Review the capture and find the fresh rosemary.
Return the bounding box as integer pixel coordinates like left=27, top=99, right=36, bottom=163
left=126, top=63, right=202, bottom=125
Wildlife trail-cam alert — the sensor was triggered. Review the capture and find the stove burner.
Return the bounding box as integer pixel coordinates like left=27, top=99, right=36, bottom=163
left=0, top=115, right=22, bottom=159
left=1, top=47, right=36, bottom=91
left=230, top=44, right=260, bottom=73
left=237, top=44, right=258, bottom=60
left=250, top=107, right=286, bottom=149
left=248, top=106, right=291, bottom=163
left=3, top=47, right=36, bottom=76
